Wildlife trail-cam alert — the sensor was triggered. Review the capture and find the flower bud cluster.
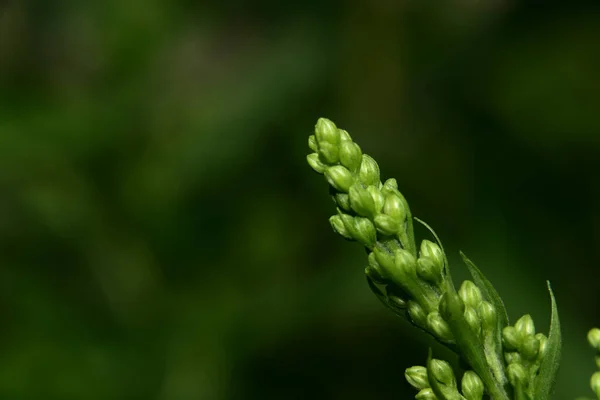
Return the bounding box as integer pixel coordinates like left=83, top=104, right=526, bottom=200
left=587, top=328, right=600, bottom=398
left=309, top=118, right=456, bottom=343
left=454, top=280, right=497, bottom=342
left=501, top=314, right=548, bottom=395
left=405, top=362, right=484, bottom=400
left=308, top=118, right=412, bottom=249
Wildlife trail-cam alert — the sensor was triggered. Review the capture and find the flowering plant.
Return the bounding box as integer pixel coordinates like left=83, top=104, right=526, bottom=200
left=306, top=118, right=599, bottom=400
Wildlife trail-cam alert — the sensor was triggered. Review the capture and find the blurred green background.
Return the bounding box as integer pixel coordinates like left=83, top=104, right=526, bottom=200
left=1, top=1, right=599, bottom=399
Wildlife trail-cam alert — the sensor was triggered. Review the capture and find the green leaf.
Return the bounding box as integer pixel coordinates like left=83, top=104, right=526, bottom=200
left=460, top=251, right=509, bottom=329
left=533, top=281, right=561, bottom=400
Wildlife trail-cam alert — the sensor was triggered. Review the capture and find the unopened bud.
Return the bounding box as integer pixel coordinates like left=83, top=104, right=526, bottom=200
left=349, top=184, right=376, bottom=217
left=461, top=371, right=484, bottom=400
left=427, top=311, right=453, bottom=342
left=366, top=252, right=387, bottom=283
left=394, top=249, right=417, bottom=278
left=419, top=240, right=444, bottom=273
left=367, top=186, right=385, bottom=213
left=307, top=153, right=326, bottom=173
left=358, top=154, right=380, bottom=186
left=405, top=366, right=429, bottom=390
left=477, top=301, right=497, bottom=334
left=339, top=141, right=362, bottom=172
left=318, top=142, right=339, bottom=164
left=439, top=291, right=465, bottom=322
left=374, top=213, right=400, bottom=235
left=382, top=178, right=399, bottom=194
left=429, top=359, right=457, bottom=388
left=329, top=215, right=352, bottom=239
left=315, top=118, right=340, bottom=145
left=308, top=135, right=318, bottom=151
left=535, top=333, right=548, bottom=360
left=507, top=363, right=527, bottom=387
left=324, top=165, right=354, bottom=192
left=334, top=193, right=351, bottom=211
left=502, top=326, right=520, bottom=351
left=521, top=336, right=540, bottom=360
left=458, top=280, right=482, bottom=309
left=338, top=128, right=352, bottom=142
left=514, top=314, right=535, bottom=337
left=354, top=217, right=376, bottom=248
left=588, top=328, right=600, bottom=351
left=383, top=194, right=406, bottom=222
left=417, top=257, right=442, bottom=284
left=408, top=301, right=427, bottom=327
left=504, top=352, right=521, bottom=365
left=373, top=244, right=396, bottom=271
left=463, top=306, right=481, bottom=337
left=415, top=388, right=437, bottom=400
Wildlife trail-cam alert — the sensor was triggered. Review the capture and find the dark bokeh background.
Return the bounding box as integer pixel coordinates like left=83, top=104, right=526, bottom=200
left=1, top=1, right=599, bottom=399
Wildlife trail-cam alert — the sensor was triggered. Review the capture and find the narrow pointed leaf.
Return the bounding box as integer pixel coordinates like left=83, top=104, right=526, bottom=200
left=533, top=281, right=561, bottom=400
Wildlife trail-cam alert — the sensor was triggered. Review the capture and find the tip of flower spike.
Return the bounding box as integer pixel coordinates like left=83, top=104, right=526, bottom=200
left=315, top=118, right=340, bottom=145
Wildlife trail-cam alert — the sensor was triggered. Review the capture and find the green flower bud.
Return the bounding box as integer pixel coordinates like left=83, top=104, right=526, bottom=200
left=349, top=184, right=376, bottom=217
left=358, top=154, right=380, bottom=186
left=427, top=311, right=453, bottom=342
left=373, top=244, right=396, bottom=272
left=514, top=314, right=535, bottom=337
left=318, top=142, right=340, bottom=164
left=417, top=257, right=442, bottom=284
left=464, top=306, right=481, bottom=337
left=329, top=215, right=353, bottom=239
left=592, top=371, right=600, bottom=398
left=339, top=141, right=362, bottom=172
left=324, top=165, right=354, bottom=192
left=588, top=328, right=600, bottom=351
left=461, top=371, right=484, bottom=400
left=382, top=177, right=398, bottom=193
left=458, top=280, right=482, bottom=309
left=429, top=359, right=457, bottom=388
left=595, top=356, right=600, bottom=369
left=502, top=326, right=521, bottom=351
left=308, top=134, right=318, bottom=151
left=315, top=118, right=340, bottom=145
left=535, top=333, right=548, bottom=360
left=415, top=388, right=437, bottom=400
left=521, top=336, right=540, bottom=360
left=477, top=301, right=496, bottom=334
left=383, top=193, right=406, bottom=222
left=394, top=249, right=417, bottom=278
left=438, top=291, right=465, bottom=322
left=338, top=128, right=352, bottom=142
left=504, top=352, right=522, bottom=365
left=366, top=252, right=387, bottom=283
left=354, top=217, right=376, bottom=248
left=420, top=240, right=443, bottom=261
left=367, top=185, right=385, bottom=213
left=307, top=153, right=326, bottom=173
left=405, top=366, right=430, bottom=390
left=373, top=213, right=400, bottom=235
left=408, top=300, right=427, bottom=327
left=333, top=193, right=351, bottom=211
left=507, top=363, right=527, bottom=387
